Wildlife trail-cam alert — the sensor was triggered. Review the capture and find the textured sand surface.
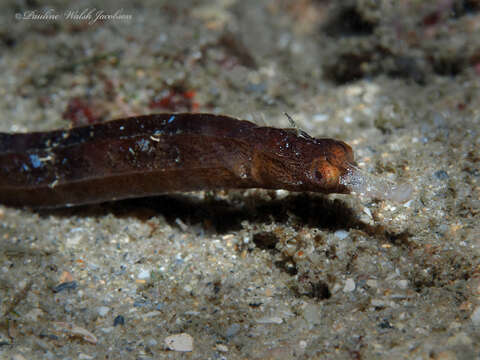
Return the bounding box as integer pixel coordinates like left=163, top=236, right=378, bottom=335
left=1, top=1, right=479, bottom=359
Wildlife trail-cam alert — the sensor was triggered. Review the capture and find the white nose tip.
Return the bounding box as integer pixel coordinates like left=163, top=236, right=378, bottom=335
left=340, top=164, right=413, bottom=203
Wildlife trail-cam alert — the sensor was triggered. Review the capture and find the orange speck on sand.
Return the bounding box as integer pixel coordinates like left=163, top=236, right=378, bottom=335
left=183, top=90, right=196, bottom=99
left=59, top=271, right=74, bottom=283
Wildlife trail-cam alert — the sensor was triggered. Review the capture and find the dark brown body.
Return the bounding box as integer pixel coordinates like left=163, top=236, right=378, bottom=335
left=0, top=113, right=354, bottom=208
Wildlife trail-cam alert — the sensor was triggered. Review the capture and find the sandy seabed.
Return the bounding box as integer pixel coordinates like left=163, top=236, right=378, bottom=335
left=1, top=1, right=479, bottom=359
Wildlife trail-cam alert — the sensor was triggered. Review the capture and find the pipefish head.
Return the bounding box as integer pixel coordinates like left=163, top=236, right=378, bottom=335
left=307, top=139, right=356, bottom=194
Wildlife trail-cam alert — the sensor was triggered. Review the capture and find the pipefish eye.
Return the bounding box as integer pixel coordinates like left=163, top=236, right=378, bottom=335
left=311, top=158, right=341, bottom=186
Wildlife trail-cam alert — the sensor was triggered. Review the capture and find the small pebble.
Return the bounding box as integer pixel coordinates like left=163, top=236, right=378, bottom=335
left=58, top=271, right=74, bottom=283
left=371, top=299, right=386, bottom=307
left=133, top=299, right=149, bottom=307
left=11, top=355, right=26, bottom=360
left=97, top=306, right=110, bottom=317
left=245, top=82, right=266, bottom=94
left=147, top=338, right=158, bottom=347
left=24, top=308, right=44, bottom=322
left=396, top=280, right=408, bottom=289
left=165, top=333, right=194, bottom=352
left=216, top=344, right=228, bottom=352
left=256, top=316, right=283, bottom=324
left=471, top=306, right=480, bottom=326
left=53, top=322, right=97, bottom=344
left=175, top=218, right=188, bottom=232
left=225, top=323, right=240, bottom=337
left=0, top=332, right=11, bottom=346
left=313, top=113, right=328, bottom=123
left=142, top=310, right=161, bottom=318
left=434, top=170, right=448, bottom=180
left=137, top=269, right=151, bottom=280
left=360, top=206, right=374, bottom=225
left=303, top=304, right=322, bottom=327
left=334, top=230, right=349, bottom=240
left=66, top=232, right=86, bottom=247
left=343, top=278, right=355, bottom=292
left=378, top=319, right=393, bottom=329
left=52, top=281, right=77, bottom=293
left=184, top=310, right=200, bottom=316
left=78, top=354, right=94, bottom=360
left=113, top=315, right=125, bottom=326
left=447, top=331, right=472, bottom=346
